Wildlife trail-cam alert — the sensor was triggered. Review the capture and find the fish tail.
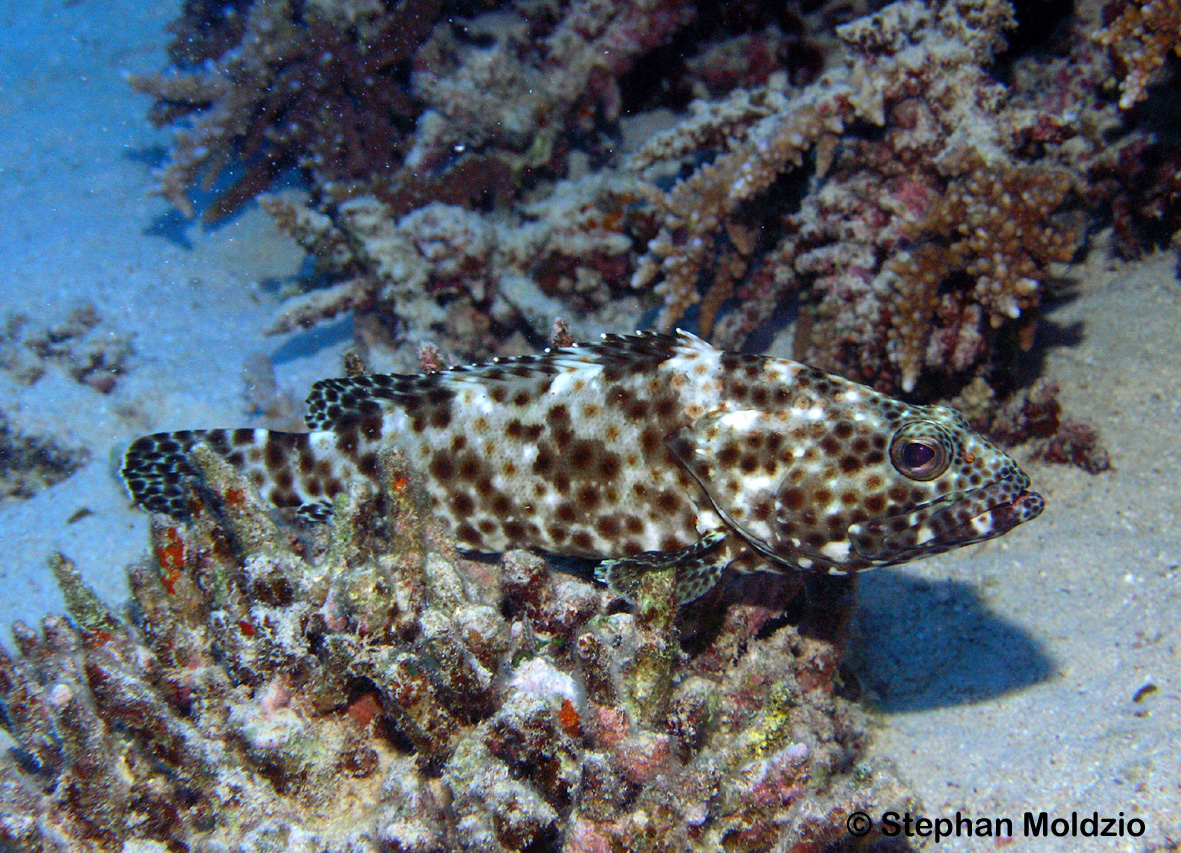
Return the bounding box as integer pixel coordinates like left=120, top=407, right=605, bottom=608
left=121, top=428, right=369, bottom=521
left=120, top=430, right=207, bottom=518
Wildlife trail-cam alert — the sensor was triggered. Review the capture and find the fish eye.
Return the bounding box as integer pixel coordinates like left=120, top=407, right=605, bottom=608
left=890, top=434, right=947, bottom=480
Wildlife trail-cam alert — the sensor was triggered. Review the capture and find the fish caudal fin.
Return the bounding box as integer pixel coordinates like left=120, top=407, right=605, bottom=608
left=121, top=428, right=376, bottom=521
left=120, top=430, right=204, bottom=518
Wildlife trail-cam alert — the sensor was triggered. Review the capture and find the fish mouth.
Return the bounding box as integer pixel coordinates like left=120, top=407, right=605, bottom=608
left=937, top=485, right=1045, bottom=549
left=849, top=476, right=1045, bottom=564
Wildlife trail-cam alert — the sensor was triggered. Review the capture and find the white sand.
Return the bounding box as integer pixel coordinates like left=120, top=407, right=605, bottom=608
left=1, top=0, right=1178, bottom=849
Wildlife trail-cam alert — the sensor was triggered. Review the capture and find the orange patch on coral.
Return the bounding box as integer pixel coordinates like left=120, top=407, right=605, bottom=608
left=558, top=698, right=582, bottom=738
left=156, top=527, right=186, bottom=595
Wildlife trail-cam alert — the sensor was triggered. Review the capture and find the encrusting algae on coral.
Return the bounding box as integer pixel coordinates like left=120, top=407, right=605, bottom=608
left=2, top=434, right=920, bottom=851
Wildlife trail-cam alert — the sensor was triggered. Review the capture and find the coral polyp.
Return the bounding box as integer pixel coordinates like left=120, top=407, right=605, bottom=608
left=1, top=445, right=914, bottom=851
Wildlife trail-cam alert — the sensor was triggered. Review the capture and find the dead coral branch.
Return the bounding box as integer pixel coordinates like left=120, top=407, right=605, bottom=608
left=129, top=0, right=440, bottom=221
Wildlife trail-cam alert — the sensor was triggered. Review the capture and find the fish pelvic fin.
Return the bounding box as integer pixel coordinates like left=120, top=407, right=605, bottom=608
left=595, top=530, right=729, bottom=604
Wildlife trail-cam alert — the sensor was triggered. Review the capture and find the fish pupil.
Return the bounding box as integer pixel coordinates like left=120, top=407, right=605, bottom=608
left=902, top=441, right=935, bottom=469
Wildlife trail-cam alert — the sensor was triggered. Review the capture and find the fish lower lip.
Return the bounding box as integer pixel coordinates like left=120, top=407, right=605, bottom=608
left=943, top=486, right=1045, bottom=546
left=849, top=482, right=1044, bottom=561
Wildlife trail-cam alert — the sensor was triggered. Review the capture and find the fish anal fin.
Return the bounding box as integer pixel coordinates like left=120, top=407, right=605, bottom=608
left=295, top=502, right=335, bottom=524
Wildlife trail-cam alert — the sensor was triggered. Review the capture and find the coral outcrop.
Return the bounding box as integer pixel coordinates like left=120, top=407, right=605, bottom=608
left=0, top=442, right=916, bottom=850
left=135, top=0, right=1152, bottom=460
left=1, top=304, right=133, bottom=393
left=253, top=0, right=1099, bottom=393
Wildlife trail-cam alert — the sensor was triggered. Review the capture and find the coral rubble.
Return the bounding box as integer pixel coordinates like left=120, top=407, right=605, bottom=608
left=0, top=412, right=89, bottom=505
left=1, top=443, right=915, bottom=851
left=1, top=304, right=133, bottom=393
left=956, top=377, right=1111, bottom=474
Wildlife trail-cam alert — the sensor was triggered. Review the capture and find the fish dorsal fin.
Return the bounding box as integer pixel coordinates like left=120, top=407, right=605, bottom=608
left=305, top=331, right=695, bottom=431
left=666, top=409, right=789, bottom=563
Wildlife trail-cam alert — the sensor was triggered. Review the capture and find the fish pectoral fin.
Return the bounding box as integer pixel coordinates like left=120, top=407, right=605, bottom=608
left=595, top=530, right=728, bottom=604
left=665, top=411, right=785, bottom=555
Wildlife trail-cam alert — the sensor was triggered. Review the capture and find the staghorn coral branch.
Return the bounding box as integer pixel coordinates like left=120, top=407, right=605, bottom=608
left=630, top=93, right=845, bottom=333
left=1094, top=0, right=1181, bottom=109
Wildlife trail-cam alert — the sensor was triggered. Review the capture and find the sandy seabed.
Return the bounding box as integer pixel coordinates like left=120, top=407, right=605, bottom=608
left=0, top=1, right=1177, bottom=850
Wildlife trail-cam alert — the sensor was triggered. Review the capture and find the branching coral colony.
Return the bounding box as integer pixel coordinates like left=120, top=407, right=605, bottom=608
left=129, top=0, right=444, bottom=223
left=1094, top=0, right=1181, bottom=109
left=629, top=0, right=1096, bottom=395
left=135, top=0, right=1171, bottom=419
left=129, top=0, right=693, bottom=224
left=0, top=446, right=916, bottom=851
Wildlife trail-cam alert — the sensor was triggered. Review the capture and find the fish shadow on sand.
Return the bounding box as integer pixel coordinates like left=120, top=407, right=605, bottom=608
left=850, top=569, right=1054, bottom=712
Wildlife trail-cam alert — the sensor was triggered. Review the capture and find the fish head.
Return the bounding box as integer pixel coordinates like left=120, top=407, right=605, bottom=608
left=670, top=398, right=1043, bottom=574
left=833, top=404, right=1044, bottom=569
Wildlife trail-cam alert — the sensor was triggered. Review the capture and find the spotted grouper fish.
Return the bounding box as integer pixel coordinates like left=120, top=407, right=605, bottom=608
left=121, top=331, right=1043, bottom=602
